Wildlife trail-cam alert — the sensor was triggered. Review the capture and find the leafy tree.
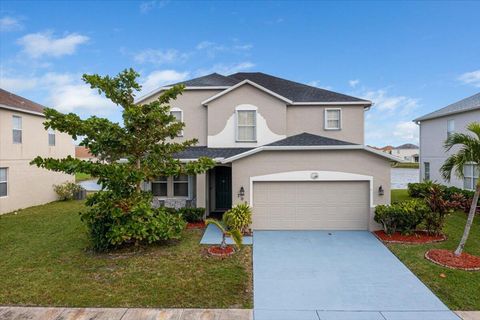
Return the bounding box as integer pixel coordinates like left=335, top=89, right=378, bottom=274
left=31, top=68, right=215, bottom=250
left=441, top=122, right=480, bottom=256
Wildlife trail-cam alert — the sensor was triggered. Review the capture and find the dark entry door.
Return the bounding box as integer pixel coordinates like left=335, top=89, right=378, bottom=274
left=215, top=166, right=232, bottom=210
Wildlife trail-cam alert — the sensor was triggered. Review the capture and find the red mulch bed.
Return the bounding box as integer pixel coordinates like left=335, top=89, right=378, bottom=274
left=374, top=230, right=446, bottom=244
left=207, top=246, right=235, bottom=257
left=186, top=222, right=205, bottom=229
left=425, top=249, right=480, bottom=271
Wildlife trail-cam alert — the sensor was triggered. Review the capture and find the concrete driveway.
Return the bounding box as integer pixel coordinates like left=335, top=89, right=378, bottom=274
left=253, top=231, right=459, bottom=320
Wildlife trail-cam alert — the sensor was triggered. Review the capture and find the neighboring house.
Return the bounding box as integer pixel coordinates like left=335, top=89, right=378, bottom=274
left=137, top=72, right=399, bottom=231
left=0, top=89, right=74, bottom=214
left=391, top=143, right=419, bottom=163
left=414, top=92, right=480, bottom=189
left=75, top=145, right=98, bottom=162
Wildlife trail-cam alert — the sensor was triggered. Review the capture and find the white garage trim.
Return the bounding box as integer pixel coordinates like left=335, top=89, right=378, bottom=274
left=249, top=170, right=374, bottom=208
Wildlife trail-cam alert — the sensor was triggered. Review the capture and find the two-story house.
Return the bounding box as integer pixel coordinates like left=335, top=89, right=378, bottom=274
left=137, top=72, right=398, bottom=231
left=0, top=89, right=74, bottom=214
left=391, top=144, right=419, bottom=163
left=414, top=92, right=480, bottom=189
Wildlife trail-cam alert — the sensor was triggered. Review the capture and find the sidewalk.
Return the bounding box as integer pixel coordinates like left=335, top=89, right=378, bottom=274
left=0, top=307, right=252, bottom=320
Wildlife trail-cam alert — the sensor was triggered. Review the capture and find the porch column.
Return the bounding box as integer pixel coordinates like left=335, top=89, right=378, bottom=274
left=196, top=173, right=207, bottom=209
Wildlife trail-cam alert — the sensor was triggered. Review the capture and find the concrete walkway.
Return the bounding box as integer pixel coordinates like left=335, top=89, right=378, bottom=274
left=0, top=307, right=252, bottom=320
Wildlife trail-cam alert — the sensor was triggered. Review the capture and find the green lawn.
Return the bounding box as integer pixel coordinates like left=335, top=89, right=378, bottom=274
left=75, top=172, right=92, bottom=182
left=0, top=201, right=252, bottom=308
left=388, top=189, right=480, bottom=310
left=392, top=162, right=419, bottom=169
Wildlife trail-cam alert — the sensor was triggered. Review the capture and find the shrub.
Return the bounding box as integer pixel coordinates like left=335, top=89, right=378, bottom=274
left=54, top=182, right=83, bottom=201
left=424, top=184, right=452, bottom=235
left=81, top=192, right=186, bottom=251
left=223, top=203, right=252, bottom=233
left=407, top=181, right=442, bottom=198
left=374, top=199, right=429, bottom=235
left=178, top=207, right=205, bottom=222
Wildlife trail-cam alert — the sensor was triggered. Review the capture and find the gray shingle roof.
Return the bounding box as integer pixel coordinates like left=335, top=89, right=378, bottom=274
left=395, top=143, right=418, bottom=149
left=0, top=88, right=45, bottom=115
left=414, top=92, right=480, bottom=122
left=174, top=147, right=252, bottom=159
left=229, top=72, right=369, bottom=103
left=266, top=132, right=357, bottom=146
left=165, top=72, right=369, bottom=104
left=170, top=73, right=240, bottom=87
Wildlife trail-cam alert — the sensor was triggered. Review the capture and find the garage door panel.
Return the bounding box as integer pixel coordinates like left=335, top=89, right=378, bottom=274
left=253, top=181, right=369, bottom=230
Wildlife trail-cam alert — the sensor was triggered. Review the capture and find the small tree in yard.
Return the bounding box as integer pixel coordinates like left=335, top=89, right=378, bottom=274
left=441, top=122, right=480, bottom=256
left=31, top=68, right=215, bottom=251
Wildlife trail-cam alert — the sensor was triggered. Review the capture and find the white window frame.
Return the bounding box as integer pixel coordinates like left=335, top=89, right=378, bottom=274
left=151, top=176, right=168, bottom=197
left=48, top=128, right=56, bottom=146
left=424, top=162, right=430, bottom=181
left=0, top=167, right=7, bottom=198
left=236, top=109, right=257, bottom=142
left=324, top=108, right=342, bottom=130
left=173, top=174, right=191, bottom=198
left=463, top=163, right=478, bottom=190
left=170, top=108, right=183, bottom=137
left=12, top=115, right=22, bottom=144
left=447, top=119, right=455, bottom=138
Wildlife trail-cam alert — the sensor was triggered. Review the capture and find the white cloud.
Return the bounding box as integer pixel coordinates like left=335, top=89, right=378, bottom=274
left=140, top=0, right=169, bottom=13
left=458, top=70, right=480, bottom=87
left=0, top=71, right=115, bottom=114
left=349, top=79, right=359, bottom=88
left=196, top=61, right=254, bottom=76
left=393, top=121, right=419, bottom=142
left=140, top=70, right=189, bottom=94
left=17, top=31, right=89, bottom=58
left=361, top=89, right=419, bottom=113
left=134, top=49, right=188, bottom=65
left=0, top=16, right=22, bottom=32
left=196, top=40, right=252, bottom=58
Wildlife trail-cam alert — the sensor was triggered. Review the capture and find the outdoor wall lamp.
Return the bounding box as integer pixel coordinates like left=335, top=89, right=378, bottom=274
left=378, top=185, right=384, bottom=196
left=238, top=186, right=245, bottom=199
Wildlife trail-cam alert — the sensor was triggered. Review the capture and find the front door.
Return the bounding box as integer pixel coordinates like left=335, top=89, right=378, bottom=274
left=215, top=166, right=232, bottom=211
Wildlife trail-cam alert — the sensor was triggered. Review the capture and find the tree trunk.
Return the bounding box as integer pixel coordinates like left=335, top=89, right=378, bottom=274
left=220, top=233, right=227, bottom=249
left=454, top=183, right=480, bottom=256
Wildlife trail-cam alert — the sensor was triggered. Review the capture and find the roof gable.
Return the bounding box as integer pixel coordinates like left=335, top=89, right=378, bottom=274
left=266, top=132, right=357, bottom=146
left=229, top=72, right=370, bottom=104
left=201, top=79, right=293, bottom=105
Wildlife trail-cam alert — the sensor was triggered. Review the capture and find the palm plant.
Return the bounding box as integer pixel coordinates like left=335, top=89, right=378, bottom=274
left=205, top=215, right=243, bottom=249
left=440, top=122, right=480, bottom=256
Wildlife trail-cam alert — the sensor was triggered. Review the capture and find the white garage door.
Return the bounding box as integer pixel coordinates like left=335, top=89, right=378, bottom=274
left=252, top=181, right=370, bottom=230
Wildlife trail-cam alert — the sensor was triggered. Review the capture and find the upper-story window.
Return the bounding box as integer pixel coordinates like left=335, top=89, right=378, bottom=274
left=447, top=119, right=455, bottom=138
left=324, top=108, right=341, bottom=130
left=12, top=116, right=22, bottom=144
left=236, top=110, right=257, bottom=142
left=48, top=128, right=56, bottom=146
left=463, top=164, right=478, bottom=190
left=170, top=108, right=183, bottom=137
left=0, top=168, right=7, bottom=197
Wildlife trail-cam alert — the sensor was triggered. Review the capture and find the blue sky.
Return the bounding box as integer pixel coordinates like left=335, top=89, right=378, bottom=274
left=1, top=1, right=479, bottom=147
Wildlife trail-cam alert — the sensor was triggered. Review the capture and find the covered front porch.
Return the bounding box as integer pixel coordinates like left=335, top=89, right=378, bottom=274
left=144, top=164, right=236, bottom=217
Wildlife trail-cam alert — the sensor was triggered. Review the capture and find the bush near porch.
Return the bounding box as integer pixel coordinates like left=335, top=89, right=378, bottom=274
left=387, top=190, right=480, bottom=310
left=0, top=200, right=252, bottom=308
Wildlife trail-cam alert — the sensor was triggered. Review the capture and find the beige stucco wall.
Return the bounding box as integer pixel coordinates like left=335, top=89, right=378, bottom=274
left=140, top=89, right=223, bottom=146
left=230, top=149, right=392, bottom=230
left=206, top=84, right=287, bottom=147
left=0, top=109, right=74, bottom=214
left=286, top=105, right=365, bottom=144
left=419, top=110, right=480, bottom=188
